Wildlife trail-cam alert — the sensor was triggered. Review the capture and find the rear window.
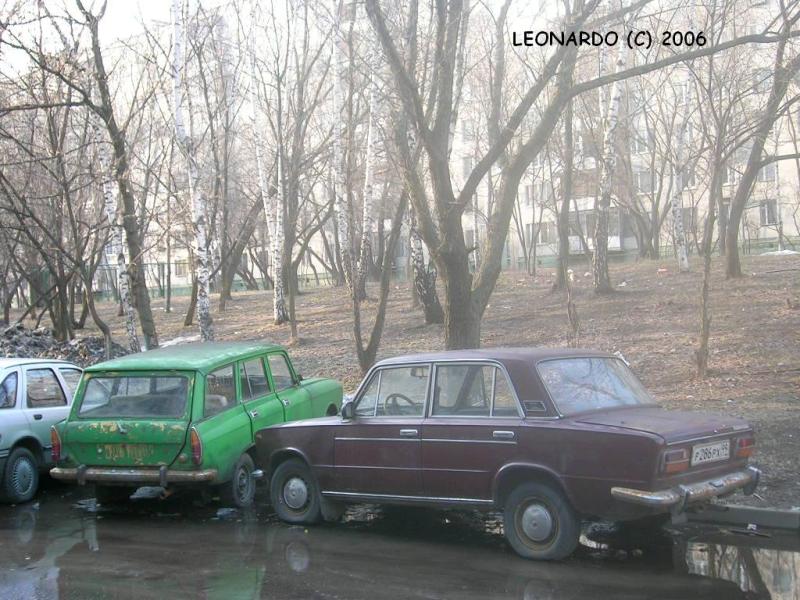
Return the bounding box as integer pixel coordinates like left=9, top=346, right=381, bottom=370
left=537, top=357, right=655, bottom=416
left=78, top=375, right=190, bottom=418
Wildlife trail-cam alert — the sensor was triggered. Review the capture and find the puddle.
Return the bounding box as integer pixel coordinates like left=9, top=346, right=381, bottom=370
left=1, top=487, right=798, bottom=599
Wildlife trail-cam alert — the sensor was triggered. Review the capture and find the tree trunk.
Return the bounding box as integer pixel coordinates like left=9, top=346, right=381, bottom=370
left=555, top=96, right=574, bottom=291
left=172, top=0, right=214, bottom=341
left=409, top=214, right=443, bottom=324
left=592, top=43, right=628, bottom=294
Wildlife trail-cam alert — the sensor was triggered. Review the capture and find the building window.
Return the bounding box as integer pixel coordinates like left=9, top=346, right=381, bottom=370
left=760, top=199, right=778, bottom=226
left=757, top=163, right=776, bottom=183
left=525, top=184, right=533, bottom=206
left=633, top=169, right=653, bottom=194
left=174, top=262, right=188, bottom=277
left=539, top=222, right=558, bottom=244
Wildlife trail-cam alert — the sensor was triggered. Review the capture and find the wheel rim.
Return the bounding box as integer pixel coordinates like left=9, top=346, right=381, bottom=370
left=515, top=498, right=558, bottom=548
left=520, top=503, right=554, bottom=542
left=235, top=464, right=253, bottom=503
left=283, top=476, right=309, bottom=510
left=11, top=457, right=35, bottom=498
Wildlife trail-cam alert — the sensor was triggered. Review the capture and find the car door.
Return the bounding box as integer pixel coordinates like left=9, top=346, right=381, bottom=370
left=421, top=362, right=523, bottom=501
left=193, top=364, right=253, bottom=482
left=21, top=365, right=71, bottom=459
left=239, top=356, right=285, bottom=434
left=265, top=353, right=312, bottom=422
left=332, top=364, right=430, bottom=497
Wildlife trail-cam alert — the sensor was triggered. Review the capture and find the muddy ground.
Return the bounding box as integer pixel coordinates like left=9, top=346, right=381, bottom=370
left=21, top=253, right=800, bottom=509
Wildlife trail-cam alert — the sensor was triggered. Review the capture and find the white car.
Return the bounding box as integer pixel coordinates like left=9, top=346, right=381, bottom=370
left=0, top=358, right=82, bottom=503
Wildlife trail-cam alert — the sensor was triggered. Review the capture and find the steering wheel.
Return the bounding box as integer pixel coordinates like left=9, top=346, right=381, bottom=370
left=384, top=392, right=416, bottom=415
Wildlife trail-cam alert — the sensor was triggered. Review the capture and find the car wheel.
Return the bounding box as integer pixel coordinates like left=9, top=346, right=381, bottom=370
left=221, top=453, right=257, bottom=508
left=2, top=447, right=39, bottom=504
left=504, top=482, right=580, bottom=560
left=95, top=485, right=135, bottom=505
left=270, top=458, right=322, bottom=524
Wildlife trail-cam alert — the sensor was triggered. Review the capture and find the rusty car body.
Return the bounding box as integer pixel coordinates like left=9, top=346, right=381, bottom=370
left=255, top=348, right=759, bottom=560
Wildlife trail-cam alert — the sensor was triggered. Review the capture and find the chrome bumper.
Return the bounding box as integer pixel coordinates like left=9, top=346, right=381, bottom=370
left=50, top=466, right=218, bottom=486
left=611, top=467, right=760, bottom=513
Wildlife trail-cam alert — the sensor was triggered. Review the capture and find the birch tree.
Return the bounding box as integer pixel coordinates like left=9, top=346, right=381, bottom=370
left=248, top=9, right=288, bottom=325
left=592, top=42, right=628, bottom=293
left=172, top=0, right=214, bottom=341
left=95, top=120, right=141, bottom=351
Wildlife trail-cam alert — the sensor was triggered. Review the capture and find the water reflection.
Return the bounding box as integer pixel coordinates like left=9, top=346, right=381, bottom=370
left=685, top=536, right=800, bottom=599
left=0, top=489, right=798, bottom=599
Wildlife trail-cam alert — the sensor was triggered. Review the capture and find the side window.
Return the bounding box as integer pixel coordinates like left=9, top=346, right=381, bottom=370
left=26, top=368, right=67, bottom=408
left=0, top=372, right=18, bottom=409
left=240, top=358, right=271, bottom=401
left=432, top=364, right=492, bottom=417
left=267, top=354, right=295, bottom=391
left=355, top=372, right=380, bottom=417
left=375, top=366, right=428, bottom=417
left=492, top=368, right=519, bottom=417
left=205, top=365, right=236, bottom=418
left=59, top=368, right=82, bottom=397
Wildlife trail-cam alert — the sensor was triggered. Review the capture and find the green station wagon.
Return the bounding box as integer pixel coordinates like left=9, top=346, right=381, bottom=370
left=49, top=342, right=342, bottom=507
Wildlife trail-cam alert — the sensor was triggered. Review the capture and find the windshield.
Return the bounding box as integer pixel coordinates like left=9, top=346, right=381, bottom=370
left=537, top=357, right=655, bottom=416
left=78, top=375, right=190, bottom=419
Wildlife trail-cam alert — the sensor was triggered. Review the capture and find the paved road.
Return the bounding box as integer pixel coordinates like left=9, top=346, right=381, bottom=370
left=0, top=483, right=796, bottom=599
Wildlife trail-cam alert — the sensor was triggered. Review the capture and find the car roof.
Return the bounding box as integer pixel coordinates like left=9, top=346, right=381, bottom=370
left=373, top=347, right=613, bottom=368
left=0, top=357, right=80, bottom=369
left=84, top=341, right=286, bottom=375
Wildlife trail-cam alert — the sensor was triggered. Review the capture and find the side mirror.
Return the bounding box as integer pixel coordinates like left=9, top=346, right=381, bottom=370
left=296, top=373, right=304, bottom=382
left=341, top=401, right=355, bottom=420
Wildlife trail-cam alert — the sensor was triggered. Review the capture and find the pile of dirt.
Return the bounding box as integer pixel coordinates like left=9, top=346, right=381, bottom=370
left=0, top=323, right=127, bottom=367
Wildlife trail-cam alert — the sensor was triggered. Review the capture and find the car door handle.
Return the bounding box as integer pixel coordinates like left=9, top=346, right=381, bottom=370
left=399, top=429, right=418, bottom=438
left=33, top=414, right=43, bottom=421
left=249, top=410, right=259, bottom=419
left=493, top=430, right=515, bottom=440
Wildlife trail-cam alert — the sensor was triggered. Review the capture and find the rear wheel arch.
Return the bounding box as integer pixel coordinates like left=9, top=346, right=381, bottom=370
left=12, top=437, right=44, bottom=467
left=494, top=464, right=574, bottom=509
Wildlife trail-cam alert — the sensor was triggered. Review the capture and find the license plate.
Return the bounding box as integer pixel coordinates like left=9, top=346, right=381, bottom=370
left=691, top=440, right=730, bottom=466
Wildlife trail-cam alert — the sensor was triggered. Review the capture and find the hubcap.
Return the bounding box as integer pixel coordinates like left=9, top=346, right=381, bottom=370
left=11, top=458, right=34, bottom=496
left=236, top=466, right=252, bottom=500
left=283, top=476, right=308, bottom=510
left=521, top=503, right=554, bottom=542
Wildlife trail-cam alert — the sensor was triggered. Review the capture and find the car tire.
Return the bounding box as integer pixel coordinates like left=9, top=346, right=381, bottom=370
left=95, top=485, right=134, bottom=505
left=221, top=453, right=257, bottom=508
left=270, top=458, right=322, bottom=525
left=1, top=447, right=39, bottom=504
left=504, top=481, right=580, bottom=561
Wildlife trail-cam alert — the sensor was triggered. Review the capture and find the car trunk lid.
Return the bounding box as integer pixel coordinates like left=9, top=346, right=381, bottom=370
left=63, top=372, right=193, bottom=467
left=573, top=406, right=751, bottom=443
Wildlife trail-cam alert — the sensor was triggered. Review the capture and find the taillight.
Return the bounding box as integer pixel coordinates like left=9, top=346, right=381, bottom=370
left=50, top=426, right=61, bottom=463
left=190, top=427, right=203, bottom=465
left=662, top=448, right=690, bottom=474
left=736, top=436, right=755, bottom=458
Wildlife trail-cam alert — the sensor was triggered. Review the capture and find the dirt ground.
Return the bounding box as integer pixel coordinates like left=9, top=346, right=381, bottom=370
left=33, top=253, right=800, bottom=509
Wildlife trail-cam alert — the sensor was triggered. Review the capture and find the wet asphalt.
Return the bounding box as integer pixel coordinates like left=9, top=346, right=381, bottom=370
left=0, top=480, right=797, bottom=599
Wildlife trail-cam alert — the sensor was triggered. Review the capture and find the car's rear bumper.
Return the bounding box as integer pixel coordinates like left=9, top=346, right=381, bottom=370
left=50, top=466, right=218, bottom=486
left=610, top=467, right=760, bottom=513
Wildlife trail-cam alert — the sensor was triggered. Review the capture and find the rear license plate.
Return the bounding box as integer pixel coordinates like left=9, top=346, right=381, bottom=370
left=691, top=440, right=730, bottom=466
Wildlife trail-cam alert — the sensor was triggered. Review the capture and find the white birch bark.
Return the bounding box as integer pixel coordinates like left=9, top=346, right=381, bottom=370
left=172, top=0, right=214, bottom=341
left=592, top=41, right=628, bottom=292
left=272, top=148, right=289, bottom=323
left=356, top=51, right=380, bottom=297
left=670, top=119, right=691, bottom=272
left=94, top=120, right=141, bottom=353
left=331, top=0, right=353, bottom=292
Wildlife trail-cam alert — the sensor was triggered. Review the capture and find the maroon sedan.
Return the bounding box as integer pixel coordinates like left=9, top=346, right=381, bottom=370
left=255, top=349, right=759, bottom=560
